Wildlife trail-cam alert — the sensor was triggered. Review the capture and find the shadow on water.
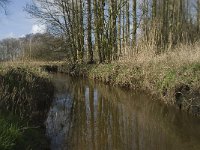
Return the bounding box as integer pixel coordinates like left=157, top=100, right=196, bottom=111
left=46, top=73, right=200, bottom=150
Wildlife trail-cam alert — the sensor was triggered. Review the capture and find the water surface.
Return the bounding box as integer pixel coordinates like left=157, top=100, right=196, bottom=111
left=46, top=74, right=200, bottom=150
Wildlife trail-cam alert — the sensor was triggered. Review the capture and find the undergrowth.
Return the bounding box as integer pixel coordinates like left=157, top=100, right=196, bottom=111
left=0, top=65, right=54, bottom=149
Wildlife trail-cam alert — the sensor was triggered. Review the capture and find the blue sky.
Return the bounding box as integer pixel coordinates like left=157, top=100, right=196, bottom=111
left=0, top=0, right=45, bottom=40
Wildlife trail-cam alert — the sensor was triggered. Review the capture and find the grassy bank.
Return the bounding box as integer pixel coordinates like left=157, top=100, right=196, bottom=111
left=0, top=64, right=54, bottom=149
left=0, top=112, right=50, bottom=150
left=58, top=43, right=200, bottom=116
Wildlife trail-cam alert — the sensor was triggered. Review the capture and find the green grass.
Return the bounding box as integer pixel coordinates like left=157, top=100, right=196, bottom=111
left=0, top=115, right=20, bottom=150
left=0, top=112, right=49, bottom=150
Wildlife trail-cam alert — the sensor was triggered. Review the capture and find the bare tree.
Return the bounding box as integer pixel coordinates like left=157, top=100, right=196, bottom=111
left=132, top=0, right=137, bottom=50
left=118, top=0, right=122, bottom=55
left=25, top=0, right=200, bottom=63
left=25, top=0, right=80, bottom=62
left=0, top=38, right=20, bottom=61
left=94, top=0, right=102, bottom=62
left=87, top=0, right=93, bottom=63
left=0, top=0, right=9, bottom=14
left=197, top=0, right=200, bottom=33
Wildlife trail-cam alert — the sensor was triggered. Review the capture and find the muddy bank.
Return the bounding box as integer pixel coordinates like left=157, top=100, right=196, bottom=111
left=42, top=65, right=58, bottom=73
left=0, top=67, right=54, bottom=149
left=57, top=62, right=200, bottom=116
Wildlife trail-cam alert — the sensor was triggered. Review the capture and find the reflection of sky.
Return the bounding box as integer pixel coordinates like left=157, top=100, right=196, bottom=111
left=0, top=0, right=43, bottom=39
left=46, top=96, right=72, bottom=150
left=85, top=86, right=98, bottom=119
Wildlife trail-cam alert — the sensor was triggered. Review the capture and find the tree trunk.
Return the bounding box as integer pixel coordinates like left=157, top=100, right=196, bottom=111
left=132, top=0, right=137, bottom=52
left=87, top=0, right=93, bottom=63
left=118, top=0, right=122, bottom=56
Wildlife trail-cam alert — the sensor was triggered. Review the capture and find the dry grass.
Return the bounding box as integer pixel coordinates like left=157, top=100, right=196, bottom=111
left=119, top=42, right=200, bottom=68
left=0, top=60, right=62, bottom=69
left=0, top=60, right=64, bottom=79
left=116, top=42, right=200, bottom=114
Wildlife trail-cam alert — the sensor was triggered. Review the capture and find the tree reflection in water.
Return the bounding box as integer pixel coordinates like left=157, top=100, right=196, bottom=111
left=46, top=74, right=200, bottom=150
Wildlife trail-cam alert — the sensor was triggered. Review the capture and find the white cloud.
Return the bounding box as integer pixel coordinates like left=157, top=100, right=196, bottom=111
left=31, top=24, right=46, bottom=34
left=7, top=32, right=15, bottom=38
left=19, top=34, right=25, bottom=38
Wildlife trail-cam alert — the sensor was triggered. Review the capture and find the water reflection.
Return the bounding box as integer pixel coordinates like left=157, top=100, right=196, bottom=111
left=46, top=74, right=200, bottom=150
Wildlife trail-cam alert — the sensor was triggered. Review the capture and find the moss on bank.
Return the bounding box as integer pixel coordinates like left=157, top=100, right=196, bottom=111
left=0, top=66, right=54, bottom=149
left=58, top=61, right=200, bottom=116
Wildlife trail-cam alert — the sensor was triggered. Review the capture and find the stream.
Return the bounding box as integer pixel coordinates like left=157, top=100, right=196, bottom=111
left=46, top=73, right=200, bottom=150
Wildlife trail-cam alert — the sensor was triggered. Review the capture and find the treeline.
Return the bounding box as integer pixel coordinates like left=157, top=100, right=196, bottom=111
left=0, top=38, right=20, bottom=61
left=0, top=0, right=9, bottom=13
left=26, top=0, right=200, bottom=63
left=20, top=34, right=68, bottom=61
left=0, top=34, right=68, bottom=61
